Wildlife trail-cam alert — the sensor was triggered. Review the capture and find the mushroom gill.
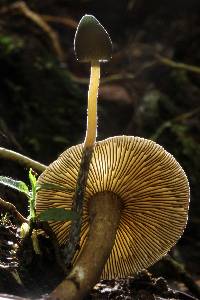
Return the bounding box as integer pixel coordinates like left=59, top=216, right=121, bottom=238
left=36, top=135, right=189, bottom=279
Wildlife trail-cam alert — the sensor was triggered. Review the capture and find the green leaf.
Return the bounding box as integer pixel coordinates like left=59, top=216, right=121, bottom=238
left=36, top=182, right=73, bottom=193
left=29, top=169, right=37, bottom=189
left=37, top=208, right=77, bottom=221
left=0, top=176, right=29, bottom=196
left=28, top=169, right=38, bottom=220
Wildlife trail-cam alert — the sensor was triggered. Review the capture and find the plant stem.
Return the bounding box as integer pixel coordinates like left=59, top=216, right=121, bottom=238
left=0, top=147, right=47, bottom=173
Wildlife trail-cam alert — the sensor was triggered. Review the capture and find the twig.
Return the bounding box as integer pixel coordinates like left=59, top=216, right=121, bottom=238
left=70, top=72, right=135, bottom=85
left=71, top=61, right=156, bottom=85
left=0, top=147, right=47, bottom=173
left=62, top=146, right=93, bottom=269
left=157, top=54, right=200, bottom=74
left=0, top=294, right=31, bottom=300
left=0, top=197, right=28, bottom=224
left=151, top=107, right=200, bottom=141
left=41, top=15, right=78, bottom=29
left=0, top=1, right=65, bottom=63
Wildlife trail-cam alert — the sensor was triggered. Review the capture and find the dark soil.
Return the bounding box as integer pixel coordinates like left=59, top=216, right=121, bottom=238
left=0, top=219, right=199, bottom=300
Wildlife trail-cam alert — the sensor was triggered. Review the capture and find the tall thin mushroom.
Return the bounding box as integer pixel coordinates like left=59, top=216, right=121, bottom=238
left=64, top=14, right=112, bottom=265
left=36, top=15, right=190, bottom=300
left=75, top=14, right=112, bottom=148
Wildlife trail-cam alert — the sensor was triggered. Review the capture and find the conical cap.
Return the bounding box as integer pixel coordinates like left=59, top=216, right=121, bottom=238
left=74, top=15, right=112, bottom=62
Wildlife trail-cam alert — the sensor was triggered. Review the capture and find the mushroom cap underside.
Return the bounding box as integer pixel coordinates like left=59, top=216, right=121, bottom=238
left=36, top=136, right=189, bottom=279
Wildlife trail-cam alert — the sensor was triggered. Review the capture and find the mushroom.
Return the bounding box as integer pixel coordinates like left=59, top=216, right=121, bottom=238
left=36, top=137, right=189, bottom=299
left=36, top=15, right=190, bottom=300
left=62, top=15, right=112, bottom=265
left=74, top=14, right=112, bottom=148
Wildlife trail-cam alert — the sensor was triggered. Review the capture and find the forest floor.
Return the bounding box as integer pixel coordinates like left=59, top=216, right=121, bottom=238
left=0, top=215, right=199, bottom=300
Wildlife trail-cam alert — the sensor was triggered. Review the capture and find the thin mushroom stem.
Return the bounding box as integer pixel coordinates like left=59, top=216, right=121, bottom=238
left=62, top=61, right=100, bottom=265
left=84, top=61, right=100, bottom=148
left=48, top=192, right=121, bottom=300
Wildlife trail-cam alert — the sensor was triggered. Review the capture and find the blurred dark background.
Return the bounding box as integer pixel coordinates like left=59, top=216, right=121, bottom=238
left=0, top=0, right=200, bottom=289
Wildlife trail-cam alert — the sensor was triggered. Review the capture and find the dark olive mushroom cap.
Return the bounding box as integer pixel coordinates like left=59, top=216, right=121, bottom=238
left=74, top=14, right=112, bottom=62
left=36, top=136, right=189, bottom=279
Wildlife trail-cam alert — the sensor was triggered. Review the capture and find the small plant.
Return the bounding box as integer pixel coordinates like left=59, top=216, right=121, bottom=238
left=0, top=168, right=76, bottom=224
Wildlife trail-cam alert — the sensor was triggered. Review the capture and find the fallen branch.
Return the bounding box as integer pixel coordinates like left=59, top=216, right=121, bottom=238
left=0, top=1, right=65, bottom=63
left=71, top=60, right=156, bottom=85
left=0, top=197, right=28, bottom=224
left=42, top=15, right=78, bottom=29
left=151, top=107, right=200, bottom=141
left=0, top=147, right=47, bottom=173
left=0, top=294, right=31, bottom=300
left=157, top=54, right=200, bottom=74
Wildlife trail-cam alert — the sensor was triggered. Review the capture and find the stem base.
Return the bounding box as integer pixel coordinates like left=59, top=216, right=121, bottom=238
left=48, top=192, right=121, bottom=300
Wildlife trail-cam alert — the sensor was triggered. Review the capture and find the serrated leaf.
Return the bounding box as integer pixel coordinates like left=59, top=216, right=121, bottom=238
left=37, top=208, right=77, bottom=221
left=0, top=176, right=29, bottom=196
left=36, top=182, right=73, bottom=193
left=29, top=168, right=37, bottom=189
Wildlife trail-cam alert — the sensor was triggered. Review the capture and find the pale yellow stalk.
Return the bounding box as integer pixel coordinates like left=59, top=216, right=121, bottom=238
left=84, top=61, right=100, bottom=148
